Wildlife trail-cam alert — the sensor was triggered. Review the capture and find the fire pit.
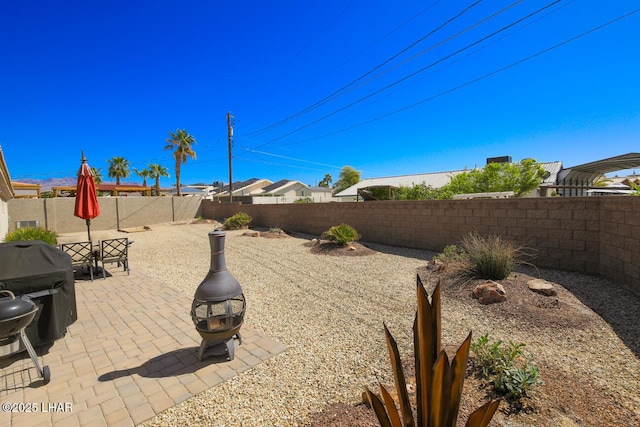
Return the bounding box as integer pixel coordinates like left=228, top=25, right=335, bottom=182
left=191, top=230, right=245, bottom=361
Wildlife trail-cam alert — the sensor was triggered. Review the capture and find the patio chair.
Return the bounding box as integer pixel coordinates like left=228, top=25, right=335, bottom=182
left=60, top=241, right=95, bottom=281
left=99, top=238, right=130, bottom=279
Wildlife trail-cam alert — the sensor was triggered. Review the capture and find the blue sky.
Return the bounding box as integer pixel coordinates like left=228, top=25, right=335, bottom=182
left=1, top=1, right=639, bottom=188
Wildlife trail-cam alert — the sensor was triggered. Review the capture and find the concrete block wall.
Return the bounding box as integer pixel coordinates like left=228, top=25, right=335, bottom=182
left=203, top=197, right=639, bottom=294
left=7, top=196, right=203, bottom=234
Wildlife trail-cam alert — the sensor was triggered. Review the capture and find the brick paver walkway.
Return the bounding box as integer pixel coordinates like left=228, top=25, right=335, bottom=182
left=0, top=269, right=286, bottom=426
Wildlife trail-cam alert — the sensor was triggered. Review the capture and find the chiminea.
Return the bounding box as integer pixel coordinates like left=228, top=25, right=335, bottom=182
left=191, top=230, right=245, bottom=361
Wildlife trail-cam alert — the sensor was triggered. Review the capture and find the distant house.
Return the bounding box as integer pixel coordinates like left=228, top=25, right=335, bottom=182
left=334, top=169, right=467, bottom=201
left=11, top=181, right=41, bottom=198
left=211, top=178, right=341, bottom=203
left=213, top=178, right=273, bottom=199
left=167, top=185, right=214, bottom=199
left=334, top=160, right=564, bottom=200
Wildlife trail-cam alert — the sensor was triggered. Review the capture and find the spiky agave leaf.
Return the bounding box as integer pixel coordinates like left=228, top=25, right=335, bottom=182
left=447, top=332, right=472, bottom=426
left=415, top=276, right=441, bottom=425
left=365, top=387, right=393, bottom=427
left=384, top=322, right=416, bottom=427
left=429, top=350, right=451, bottom=426
left=380, top=384, right=402, bottom=427
left=465, top=400, right=500, bottom=427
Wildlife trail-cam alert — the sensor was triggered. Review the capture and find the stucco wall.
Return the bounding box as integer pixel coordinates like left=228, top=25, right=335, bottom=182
left=8, top=196, right=203, bottom=234
left=0, top=200, right=8, bottom=241
left=203, top=197, right=640, bottom=294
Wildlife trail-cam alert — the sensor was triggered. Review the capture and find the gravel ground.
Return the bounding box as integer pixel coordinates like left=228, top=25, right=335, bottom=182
left=127, top=222, right=640, bottom=426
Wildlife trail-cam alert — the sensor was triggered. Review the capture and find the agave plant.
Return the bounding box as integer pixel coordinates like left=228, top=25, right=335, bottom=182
left=365, top=276, right=499, bottom=427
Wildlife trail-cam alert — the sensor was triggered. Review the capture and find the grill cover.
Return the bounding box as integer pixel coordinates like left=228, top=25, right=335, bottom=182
left=0, top=240, right=77, bottom=346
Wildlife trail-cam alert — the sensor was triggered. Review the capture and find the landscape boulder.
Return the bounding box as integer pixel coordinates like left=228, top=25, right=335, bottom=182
left=472, top=281, right=507, bottom=305
left=527, top=278, right=557, bottom=296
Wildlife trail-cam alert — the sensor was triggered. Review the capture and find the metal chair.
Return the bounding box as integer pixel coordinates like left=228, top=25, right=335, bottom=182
left=99, top=238, right=130, bottom=279
left=60, top=241, right=95, bottom=281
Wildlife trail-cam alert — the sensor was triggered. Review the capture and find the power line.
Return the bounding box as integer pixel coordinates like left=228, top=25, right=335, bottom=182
left=276, top=6, right=640, bottom=147
left=250, top=0, right=564, bottom=149
left=238, top=0, right=483, bottom=139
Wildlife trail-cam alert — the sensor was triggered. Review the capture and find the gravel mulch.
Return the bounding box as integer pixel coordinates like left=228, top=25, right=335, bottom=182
left=129, top=223, right=639, bottom=426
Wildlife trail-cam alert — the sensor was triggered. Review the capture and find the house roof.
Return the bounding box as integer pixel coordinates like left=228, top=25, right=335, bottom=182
left=0, top=146, right=14, bottom=201
left=260, top=179, right=310, bottom=194
left=334, top=161, right=564, bottom=197
left=215, top=178, right=274, bottom=195
left=334, top=169, right=467, bottom=197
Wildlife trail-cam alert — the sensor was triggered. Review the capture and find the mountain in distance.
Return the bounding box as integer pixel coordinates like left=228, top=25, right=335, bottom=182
left=17, top=177, right=77, bottom=192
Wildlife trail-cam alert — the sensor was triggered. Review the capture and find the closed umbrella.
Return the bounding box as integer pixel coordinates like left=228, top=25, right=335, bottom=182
left=74, top=151, right=100, bottom=242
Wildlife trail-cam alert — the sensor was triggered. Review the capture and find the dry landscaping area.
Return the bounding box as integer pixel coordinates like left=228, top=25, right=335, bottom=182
left=130, top=223, right=639, bottom=426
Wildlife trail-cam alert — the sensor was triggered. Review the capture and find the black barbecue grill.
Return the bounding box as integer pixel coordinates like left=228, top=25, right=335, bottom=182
left=0, top=290, right=51, bottom=384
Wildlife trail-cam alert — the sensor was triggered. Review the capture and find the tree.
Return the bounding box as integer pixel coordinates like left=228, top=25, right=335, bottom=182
left=107, top=157, right=130, bottom=185
left=333, top=166, right=360, bottom=193
left=394, top=183, right=453, bottom=200
left=90, top=167, right=103, bottom=185
left=319, top=174, right=333, bottom=188
left=164, top=129, right=197, bottom=197
left=443, top=158, right=546, bottom=197
left=148, top=163, right=170, bottom=196
left=133, top=167, right=150, bottom=187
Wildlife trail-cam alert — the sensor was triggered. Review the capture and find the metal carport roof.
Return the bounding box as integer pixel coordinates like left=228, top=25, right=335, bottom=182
left=558, top=153, right=640, bottom=184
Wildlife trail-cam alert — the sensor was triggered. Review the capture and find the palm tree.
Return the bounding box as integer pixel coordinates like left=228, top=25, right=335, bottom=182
left=319, top=173, right=333, bottom=188
left=148, top=163, right=169, bottom=196
left=90, top=167, right=103, bottom=185
left=107, top=157, right=130, bottom=185
left=133, top=167, right=150, bottom=187
left=164, top=129, right=197, bottom=196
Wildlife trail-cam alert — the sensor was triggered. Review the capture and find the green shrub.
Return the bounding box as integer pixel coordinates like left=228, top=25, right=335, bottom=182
left=294, top=197, right=313, bottom=203
left=5, top=227, right=58, bottom=245
left=321, top=224, right=359, bottom=246
left=223, top=212, right=252, bottom=230
left=459, top=232, right=529, bottom=280
left=434, top=244, right=466, bottom=263
left=471, top=334, right=543, bottom=401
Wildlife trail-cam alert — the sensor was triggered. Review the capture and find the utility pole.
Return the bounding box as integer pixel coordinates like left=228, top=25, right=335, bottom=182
left=227, top=111, right=233, bottom=202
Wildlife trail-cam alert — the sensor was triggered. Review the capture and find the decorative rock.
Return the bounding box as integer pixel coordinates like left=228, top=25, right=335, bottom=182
left=528, top=279, right=557, bottom=296
left=242, top=231, right=260, bottom=237
left=310, top=239, right=320, bottom=246
left=472, top=281, right=507, bottom=304
left=346, top=245, right=357, bottom=251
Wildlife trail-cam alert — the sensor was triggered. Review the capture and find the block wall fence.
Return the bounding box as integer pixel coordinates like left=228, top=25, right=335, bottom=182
left=203, top=197, right=640, bottom=295
left=8, top=196, right=202, bottom=234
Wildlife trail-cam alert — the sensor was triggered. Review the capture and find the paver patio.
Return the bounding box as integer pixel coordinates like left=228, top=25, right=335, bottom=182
left=0, top=268, right=287, bottom=426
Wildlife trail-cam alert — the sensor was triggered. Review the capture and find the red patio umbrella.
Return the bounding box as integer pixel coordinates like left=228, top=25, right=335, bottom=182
left=74, top=151, right=100, bottom=242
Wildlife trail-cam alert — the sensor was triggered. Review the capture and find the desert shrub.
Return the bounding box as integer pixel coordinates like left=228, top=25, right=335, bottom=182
left=434, top=244, right=467, bottom=263
left=223, top=212, right=252, bottom=230
left=321, top=224, right=359, bottom=246
left=5, top=227, right=58, bottom=245
left=294, top=197, right=313, bottom=203
left=459, top=232, right=528, bottom=280
left=471, top=334, right=543, bottom=400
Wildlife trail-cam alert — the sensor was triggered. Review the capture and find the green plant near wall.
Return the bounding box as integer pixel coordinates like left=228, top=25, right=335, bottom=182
left=321, top=224, right=359, bottom=246
left=471, top=334, right=543, bottom=401
left=459, top=232, right=532, bottom=281
left=294, top=197, right=313, bottom=203
left=5, top=227, right=58, bottom=245
left=365, top=277, right=500, bottom=426
left=223, top=212, right=252, bottom=230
